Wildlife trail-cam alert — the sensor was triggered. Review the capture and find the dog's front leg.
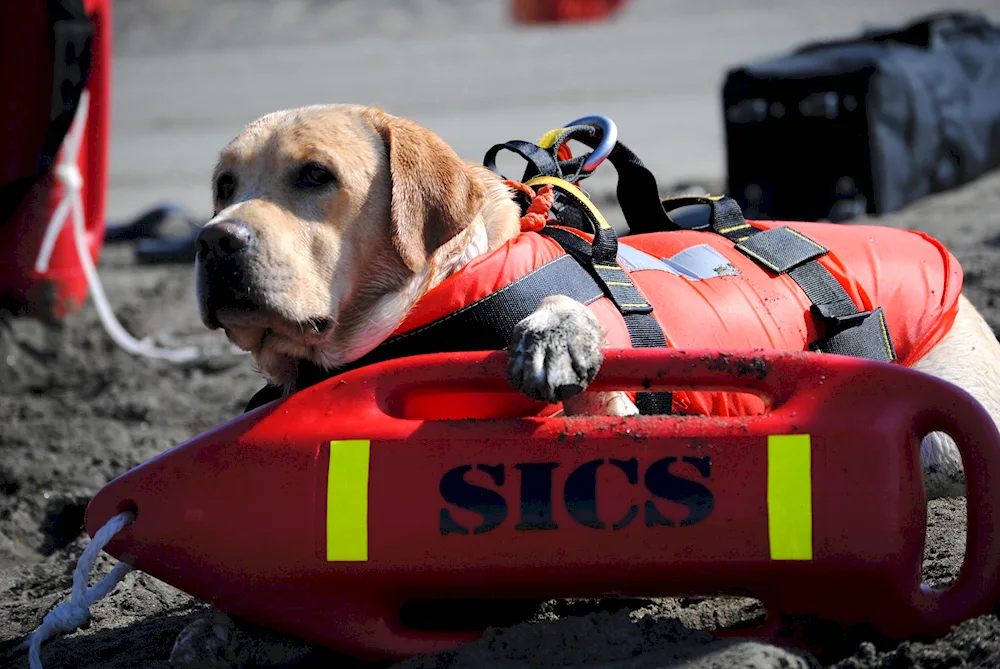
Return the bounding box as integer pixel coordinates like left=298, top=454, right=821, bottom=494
left=506, top=295, right=637, bottom=416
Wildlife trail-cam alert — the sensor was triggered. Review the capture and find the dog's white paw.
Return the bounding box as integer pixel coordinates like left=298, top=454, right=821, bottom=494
left=507, top=295, right=604, bottom=403
left=921, top=431, right=966, bottom=500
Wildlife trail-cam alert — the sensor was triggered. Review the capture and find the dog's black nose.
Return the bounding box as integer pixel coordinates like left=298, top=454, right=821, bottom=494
left=196, top=221, right=252, bottom=259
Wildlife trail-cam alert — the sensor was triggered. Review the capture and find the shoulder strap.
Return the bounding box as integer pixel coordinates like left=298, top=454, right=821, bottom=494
left=526, top=176, right=675, bottom=415
left=482, top=140, right=563, bottom=182
left=484, top=124, right=694, bottom=237
left=534, top=125, right=677, bottom=235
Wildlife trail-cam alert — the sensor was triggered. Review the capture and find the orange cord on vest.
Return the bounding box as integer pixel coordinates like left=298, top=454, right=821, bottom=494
left=505, top=180, right=556, bottom=233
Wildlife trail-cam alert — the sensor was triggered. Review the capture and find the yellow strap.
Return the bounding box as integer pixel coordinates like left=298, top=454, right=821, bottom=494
left=524, top=175, right=613, bottom=231
left=326, top=439, right=371, bottom=561
left=661, top=194, right=726, bottom=205
left=767, top=434, right=813, bottom=560
left=536, top=128, right=565, bottom=150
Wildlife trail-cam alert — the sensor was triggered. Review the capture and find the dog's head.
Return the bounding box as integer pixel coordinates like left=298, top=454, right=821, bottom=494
left=195, top=104, right=518, bottom=385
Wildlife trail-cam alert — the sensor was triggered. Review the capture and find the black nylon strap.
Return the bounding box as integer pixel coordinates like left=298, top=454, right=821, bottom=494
left=593, top=264, right=653, bottom=315
left=735, top=226, right=829, bottom=274
left=707, top=197, right=750, bottom=239
left=660, top=195, right=750, bottom=239
left=368, top=254, right=604, bottom=355
left=661, top=195, right=897, bottom=364
left=482, top=140, right=563, bottom=182
left=540, top=126, right=676, bottom=235
left=788, top=262, right=859, bottom=319
left=542, top=227, right=673, bottom=414
left=817, top=307, right=895, bottom=360
left=542, top=227, right=651, bottom=314
left=625, top=312, right=673, bottom=415
left=484, top=127, right=685, bottom=237
left=541, top=228, right=622, bottom=291
left=548, top=189, right=599, bottom=235
left=591, top=225, right=619, bottom=265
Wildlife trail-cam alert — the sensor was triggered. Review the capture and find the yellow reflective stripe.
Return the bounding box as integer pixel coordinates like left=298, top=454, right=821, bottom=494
left=767, top=434, right=813, bottom=560
left=536, top=128, right=564, bottom=149
left=786, top=227, right=826, bottom=251
left=524, top=175, right=613, bottom=231
left=326, top=439, right=370, bottom=561
left=736, top=245, right=781, bottom=273
left=876, top=309, right=894, bottom=360
left=661, top=194, right=726, bottom=205
left=716, top=223, right=751, bottom=235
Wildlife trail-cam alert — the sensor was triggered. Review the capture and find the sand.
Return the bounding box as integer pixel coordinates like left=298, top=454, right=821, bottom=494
left=2, top=169, right=999, bottom=669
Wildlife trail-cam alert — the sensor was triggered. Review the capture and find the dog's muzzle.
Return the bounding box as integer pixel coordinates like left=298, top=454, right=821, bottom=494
left=195, top=220, right=259, bottom=328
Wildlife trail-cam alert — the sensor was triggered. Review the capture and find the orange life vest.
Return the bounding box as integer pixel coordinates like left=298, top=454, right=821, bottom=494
left=245, top=123, right=965, bottom=415
left=387, top=218, right=962, bottom=418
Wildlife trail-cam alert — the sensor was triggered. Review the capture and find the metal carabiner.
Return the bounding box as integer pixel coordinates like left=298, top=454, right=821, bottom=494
left=563, top=115, right=618, bottom=175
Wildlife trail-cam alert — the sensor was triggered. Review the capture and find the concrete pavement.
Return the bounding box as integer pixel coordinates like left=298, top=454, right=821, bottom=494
left=106, top=0, right=1000, bottom=221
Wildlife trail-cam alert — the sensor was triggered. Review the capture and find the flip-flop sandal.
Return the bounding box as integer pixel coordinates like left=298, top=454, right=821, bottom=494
left=135, top=231, right=200, bottom=265
left=103, top=202, right=205, bottom=265
left=104, top=202, right=191, bottom=243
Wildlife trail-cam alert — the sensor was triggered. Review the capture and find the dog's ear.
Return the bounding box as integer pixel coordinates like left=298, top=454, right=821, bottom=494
left=363, top=108, right=485, bottom=272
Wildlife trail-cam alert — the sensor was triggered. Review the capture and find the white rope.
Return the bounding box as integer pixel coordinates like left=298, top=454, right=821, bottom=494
left=22, top=511, right=136, bottom=669
left=33, top=88, right=90, bottom=276
left=69, top=173, right=203, bottom=363
left=32, top=91, right=240, bottom=363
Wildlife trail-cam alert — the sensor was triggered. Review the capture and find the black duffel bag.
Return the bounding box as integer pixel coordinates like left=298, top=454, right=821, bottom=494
left=722, top=11, right=1000, bottom=222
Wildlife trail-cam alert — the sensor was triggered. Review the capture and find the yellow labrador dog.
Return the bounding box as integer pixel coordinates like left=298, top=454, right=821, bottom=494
left=195, top=103, right=1000, bottom=501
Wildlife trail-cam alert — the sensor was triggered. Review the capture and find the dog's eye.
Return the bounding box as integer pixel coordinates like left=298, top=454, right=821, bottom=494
left=295, top=163, right=336, bottom=189
left=216, top=173, right=237, bottom=202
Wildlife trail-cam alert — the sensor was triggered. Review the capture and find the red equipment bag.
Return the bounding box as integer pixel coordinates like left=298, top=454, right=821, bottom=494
left=511, top=0, right=628, bottom=25
left=86, top=349, right=1000, bottom=661
left=0, top=0, right=112, bottom=322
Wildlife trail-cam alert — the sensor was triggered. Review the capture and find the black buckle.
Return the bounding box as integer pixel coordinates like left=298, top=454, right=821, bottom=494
left=810, top=307, right=871, bottom=328
left=809, top=307, right=897, bottom=363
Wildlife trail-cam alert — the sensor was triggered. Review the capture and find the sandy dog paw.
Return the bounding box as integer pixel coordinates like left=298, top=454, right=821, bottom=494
left=507, top=295, right=604, bottom=403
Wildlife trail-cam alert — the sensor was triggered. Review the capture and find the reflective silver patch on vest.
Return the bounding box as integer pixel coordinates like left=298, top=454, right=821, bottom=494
left=616, top=243, right=672, bottom=272
left=617, top=242, right=740, bottom=281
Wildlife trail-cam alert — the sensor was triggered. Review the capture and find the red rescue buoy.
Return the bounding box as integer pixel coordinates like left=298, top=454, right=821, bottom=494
left=85, top=349, right=1000, bottom=660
